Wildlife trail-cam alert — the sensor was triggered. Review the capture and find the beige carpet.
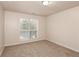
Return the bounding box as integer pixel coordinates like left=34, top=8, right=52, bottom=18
left=1, top=40, right=79, bottom=57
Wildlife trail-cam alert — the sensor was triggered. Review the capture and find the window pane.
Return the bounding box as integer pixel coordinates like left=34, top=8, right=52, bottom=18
left=30, top=23, right=36, bottom=30
left=30, top=31, right=37, bottom=39
left=20, top=31, right=30, bottom=39
left=21, top=20, right=30, bottom=30
left=30, top=20, right=37, bottom=30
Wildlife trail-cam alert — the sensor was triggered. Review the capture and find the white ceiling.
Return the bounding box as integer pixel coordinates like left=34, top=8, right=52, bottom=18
left=0, top=1, right=79, bottom=16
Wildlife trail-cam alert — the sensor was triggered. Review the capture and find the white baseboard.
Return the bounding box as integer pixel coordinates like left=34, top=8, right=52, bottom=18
left=47, top=39, right=79, bottom=53
left=0, top=47, right=5, bottom=56
left=5, top=38, right=45, bottom=46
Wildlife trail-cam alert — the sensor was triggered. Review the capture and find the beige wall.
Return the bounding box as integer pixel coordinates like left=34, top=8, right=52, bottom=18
left=5, top=11, right=46, bottom=46
left=0, top=5, right=4, bottom=56
left=47, top=6, right=79, bottom=52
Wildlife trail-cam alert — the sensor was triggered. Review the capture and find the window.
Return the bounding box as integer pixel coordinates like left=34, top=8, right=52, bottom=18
left=20, top=18, right=38, bottom=41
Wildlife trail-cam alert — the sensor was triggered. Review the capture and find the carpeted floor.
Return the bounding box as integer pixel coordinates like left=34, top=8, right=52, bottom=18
left=1, top=40, right=79, bottom=57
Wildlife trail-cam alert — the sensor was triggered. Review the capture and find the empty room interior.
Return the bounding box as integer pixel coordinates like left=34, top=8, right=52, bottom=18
left=0, top=1, right=79, bottom=57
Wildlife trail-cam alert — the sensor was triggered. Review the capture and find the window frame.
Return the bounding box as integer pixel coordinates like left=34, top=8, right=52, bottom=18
left=19, top=18, right=39, bottom=41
